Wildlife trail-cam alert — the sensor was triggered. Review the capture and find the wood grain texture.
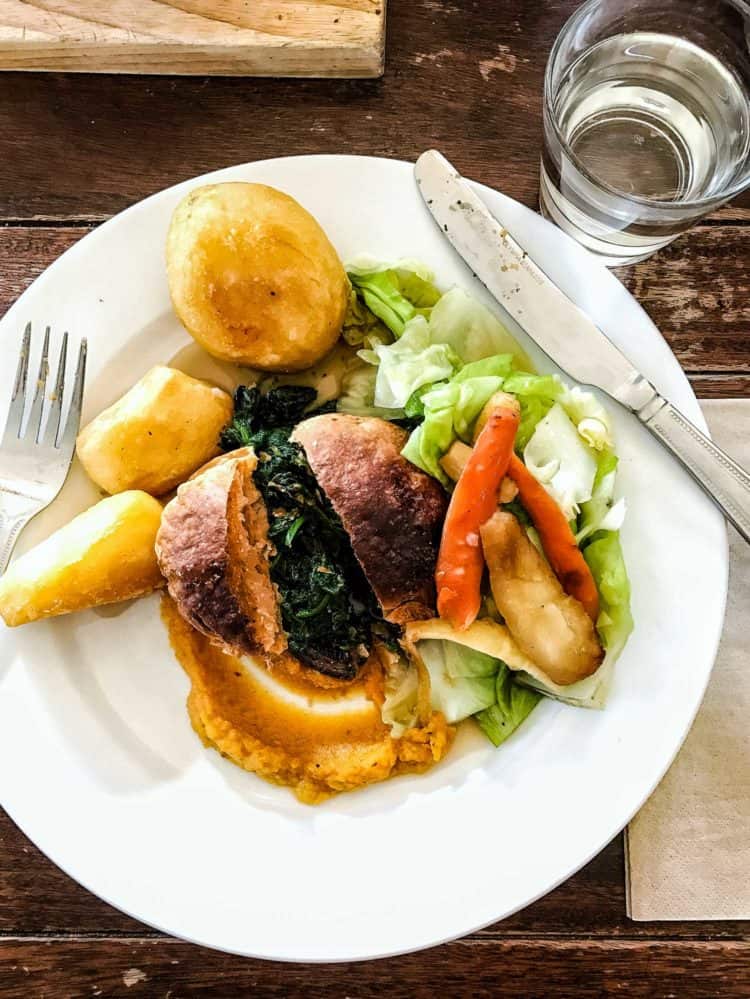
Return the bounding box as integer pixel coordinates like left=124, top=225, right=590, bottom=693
left=0, top=225, right=747, bottom=378
left=0, top=0, right=744, bottom=220
left=0, top=0, right=745, bottom=222
left=617, top=225, right=750, bottom=374
left=0, top=0, right=748, bottom=990
left=1, top=937, right=749, bottom=998
left=690, top=374, right=750, bottom=397
left=0, top=1, right=386, bottom=78
left=3, top=808, right=748, bottom=941
left=0, top=0, right=570, bottom=219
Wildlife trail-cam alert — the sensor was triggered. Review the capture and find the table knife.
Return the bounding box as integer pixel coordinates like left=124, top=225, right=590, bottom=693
left=414, top=149, right=750, bottom=544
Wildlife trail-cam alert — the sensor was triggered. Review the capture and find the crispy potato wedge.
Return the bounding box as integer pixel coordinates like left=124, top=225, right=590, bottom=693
left=76, top=365, right=232, bottom=496
left=0, top=491, right=163, bottom=627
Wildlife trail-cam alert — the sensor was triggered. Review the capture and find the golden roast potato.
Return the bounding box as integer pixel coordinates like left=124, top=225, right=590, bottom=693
left=76, top=365, right=232, bottom=496
left=0, top=491, right=163, bottom=627
left=166, top=182, right=349, bottom=371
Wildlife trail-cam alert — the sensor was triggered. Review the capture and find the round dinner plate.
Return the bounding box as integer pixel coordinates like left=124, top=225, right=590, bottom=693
left=0, top=156, right=727, bottom=962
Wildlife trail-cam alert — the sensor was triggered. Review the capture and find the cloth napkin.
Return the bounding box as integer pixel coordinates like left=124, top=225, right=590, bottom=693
left=625, top=399, right=750, bottom=921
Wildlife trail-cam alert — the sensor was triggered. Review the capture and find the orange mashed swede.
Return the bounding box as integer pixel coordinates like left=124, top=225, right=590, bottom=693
left=162, top=597, right=454, bottom=804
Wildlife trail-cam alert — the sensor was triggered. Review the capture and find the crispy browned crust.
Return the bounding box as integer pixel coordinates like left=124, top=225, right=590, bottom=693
left=155, top=448, right=286, bottom=657
left=480, top=511, right=603, bottom=685
left=291, top=414, right=448, bottom=624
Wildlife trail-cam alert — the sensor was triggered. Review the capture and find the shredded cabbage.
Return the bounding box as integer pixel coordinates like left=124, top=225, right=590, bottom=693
left=524, top=403, right=598, bottom=520
left=381, top=657, right=420, bottom=738
left=503, top=371, right=563, bottom=451
left=418, top=639, right=497, bottom=723
left=341, top=289, right=390, bottom=349
left=442, top=642, right=498, bottom=679
left=337, top=356, right=405, bottom=420
left=401, top=375, right=505, bottom=484
left=348, top=262, right=441, bottom=337
left=451, top=354, right=515, bottom=383
left=560, top=386, right=615, bottom=451
left=584, top=530, right=634, bottom=662
left=344, top=261, right=532, bottom=444
left=371, top=316, right=459, bottom=409
left=428, top=287, right=533, bottom=369
left=404, top=622, right=541, bottom=741
left=475, top=666, right=541, bottom=746
left=577, top=452, right=627, bottom=543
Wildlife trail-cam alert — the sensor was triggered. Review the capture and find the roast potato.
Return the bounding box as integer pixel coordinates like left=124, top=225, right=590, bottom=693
left=166, top=182, right=349, bottom=371
left=480, top=511, right=603, bottom=686
left=76, top=365, right=232, bottom=496
left=0, top=491, right=163, bottom=627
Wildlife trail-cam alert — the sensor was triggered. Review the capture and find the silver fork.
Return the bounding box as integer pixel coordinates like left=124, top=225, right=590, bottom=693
left=0, top=323, right=87, bottom=575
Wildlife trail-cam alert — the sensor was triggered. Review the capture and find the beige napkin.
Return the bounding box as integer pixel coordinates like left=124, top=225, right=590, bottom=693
left=625, top=399, right=750, bottom=921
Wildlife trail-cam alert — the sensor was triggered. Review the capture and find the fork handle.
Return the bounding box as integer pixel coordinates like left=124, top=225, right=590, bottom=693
left=639, top=398, right=750, bottom=543
left=0, top=492, right=39, bottom=575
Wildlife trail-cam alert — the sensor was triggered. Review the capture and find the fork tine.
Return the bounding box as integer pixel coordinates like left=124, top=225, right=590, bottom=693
left=41, top=331, right=68, bottom=447
left=57, top=338, right=87, bottom=454
left=1, top=322, right=31, bottom=445
left=24, top=324, right=50, bottom=442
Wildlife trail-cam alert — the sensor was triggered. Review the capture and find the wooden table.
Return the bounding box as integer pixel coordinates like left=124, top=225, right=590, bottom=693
left=1, top=3, right=749, bottom=995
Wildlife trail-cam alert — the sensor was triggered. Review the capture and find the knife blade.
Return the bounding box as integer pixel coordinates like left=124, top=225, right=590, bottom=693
left=414, top=149, right=750, bottom=543
left=414, top=149, right=657, bottom=414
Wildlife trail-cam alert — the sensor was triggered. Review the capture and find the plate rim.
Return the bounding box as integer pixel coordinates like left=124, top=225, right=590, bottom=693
left=0, top=154, right=729, bottom=962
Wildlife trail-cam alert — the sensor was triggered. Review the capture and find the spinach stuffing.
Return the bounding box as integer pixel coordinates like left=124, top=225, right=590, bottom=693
left=220, top=385, right=396, bottom=680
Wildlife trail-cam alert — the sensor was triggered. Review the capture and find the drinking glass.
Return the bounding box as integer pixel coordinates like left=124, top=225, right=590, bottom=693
left=540, top=0, right=750, bottom=265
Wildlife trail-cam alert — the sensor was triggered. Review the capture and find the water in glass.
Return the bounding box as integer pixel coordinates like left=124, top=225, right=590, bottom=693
left=541, top=5, right=750, bottom=265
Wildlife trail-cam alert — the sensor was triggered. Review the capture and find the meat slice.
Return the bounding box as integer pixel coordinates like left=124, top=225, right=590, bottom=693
left=480, top=511, right=603, bottom=686
left=292, top=414, right=447, bottom=624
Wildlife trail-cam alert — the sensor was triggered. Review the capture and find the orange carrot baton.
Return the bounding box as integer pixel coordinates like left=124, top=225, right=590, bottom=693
left=435, top=398, right=520, bottom=630
left=507, top=452, right=599, bottom=620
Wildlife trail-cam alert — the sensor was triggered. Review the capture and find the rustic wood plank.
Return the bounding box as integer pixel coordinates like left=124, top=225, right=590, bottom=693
left=618, top=225, right=750, bottom=374
left=0, top=811, right=630, bottom=937
left=0, top=225, right=94, bottom=313
left=707, top=192, right=750, bottom=221
left=1, top=937, right=749, bottom=998
left=0, top=0, right=748, bottom=986
left=0, top=41, right=748, bottom=949
left=0, top=1, right=386, bottom=78
left=0, top=809, right=144, bottom=935
left=0, top=224, right=748, bottom=381
left=3, top=804, right=748, bottom=940
left=0, top=0, right=561, bottom=219
left=690, top=374, right=750, bottom=397
left=0, top=0, right=746, bottom=222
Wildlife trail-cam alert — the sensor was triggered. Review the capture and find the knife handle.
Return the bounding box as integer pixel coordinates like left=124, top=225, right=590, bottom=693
left=640, top=399, right=750, bottom=542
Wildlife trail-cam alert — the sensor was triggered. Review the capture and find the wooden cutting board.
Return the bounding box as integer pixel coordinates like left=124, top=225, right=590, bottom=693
left=0, top=1, right=386, bottom=77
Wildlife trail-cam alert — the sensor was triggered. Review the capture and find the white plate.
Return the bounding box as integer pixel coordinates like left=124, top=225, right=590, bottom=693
left=0, top=156, right=727, bottom=962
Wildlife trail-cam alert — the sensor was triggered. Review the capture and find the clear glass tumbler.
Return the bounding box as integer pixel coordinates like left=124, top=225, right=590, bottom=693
left=540, top=0, right=750, bottom=265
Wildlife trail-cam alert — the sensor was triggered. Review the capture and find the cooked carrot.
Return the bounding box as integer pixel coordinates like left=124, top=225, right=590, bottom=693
left=507, top=452, right=599, bottom=620
left=436, top=398, right=520, bottom=630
